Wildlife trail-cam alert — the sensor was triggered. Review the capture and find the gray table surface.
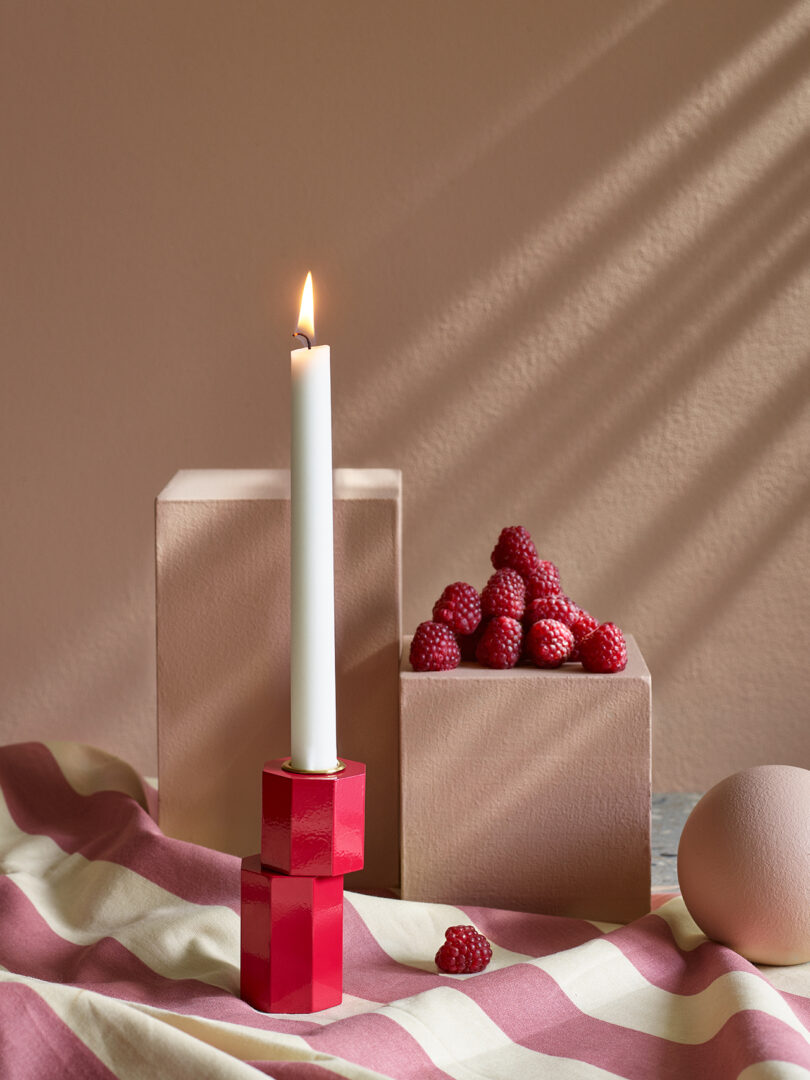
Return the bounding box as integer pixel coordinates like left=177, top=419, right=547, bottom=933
left=651, top=792, right=702, bottom=889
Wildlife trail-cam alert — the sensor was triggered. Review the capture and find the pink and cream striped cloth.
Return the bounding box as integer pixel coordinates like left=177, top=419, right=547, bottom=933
left=1, top=742, right=809, bottom=1079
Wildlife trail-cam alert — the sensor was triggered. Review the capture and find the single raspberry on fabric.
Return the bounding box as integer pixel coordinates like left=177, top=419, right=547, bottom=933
left=435, top=925, right=493, bottom=974
left=569, top=611, right=599, bottom=663
left=457, top=620, right=487, bottom=662
left=525, top=619, right=574, bottom=668
left=476, top=615, right=523, bottom=668
left=432, top=582, right=482, bottom=636
left=490, top=525, right=539, bottom=578
left=481, top=568, right=526, bottom=619
left=524, top=560, right=562, bottom=601
left=523, top=594, right=580, bottom=630
left=409, top=621, right=461, bottom=672
left=580, top=622, right=627, bottom=673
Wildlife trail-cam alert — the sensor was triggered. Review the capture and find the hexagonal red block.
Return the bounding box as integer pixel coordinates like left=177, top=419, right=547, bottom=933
left=260, top=758, right=365, bottom=877
left=240, top=854, right=343, bottom=1013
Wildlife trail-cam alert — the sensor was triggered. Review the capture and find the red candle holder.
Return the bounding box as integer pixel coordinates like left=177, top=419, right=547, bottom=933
left=261, top=758, right=365, bottom=876
left=241, top=855, right=344, bottom=1013
left=240, top=758, right=366, bottom=1013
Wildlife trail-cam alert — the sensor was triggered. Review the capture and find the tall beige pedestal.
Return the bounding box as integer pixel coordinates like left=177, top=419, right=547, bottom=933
left=400, top=636, right=651, bottom=922
left=156, top=468, right=401, bottom=892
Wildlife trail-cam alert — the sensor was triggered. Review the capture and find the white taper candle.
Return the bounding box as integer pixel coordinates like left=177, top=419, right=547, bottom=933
left=289, top=273, right=339, bottom=772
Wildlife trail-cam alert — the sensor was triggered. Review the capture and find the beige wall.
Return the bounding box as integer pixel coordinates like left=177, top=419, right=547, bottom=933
left=1, top=1, right=808, bottom=788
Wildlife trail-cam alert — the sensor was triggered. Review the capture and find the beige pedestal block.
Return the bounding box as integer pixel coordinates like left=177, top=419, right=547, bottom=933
left=400, top=636, right=651, bottom=922
left=156, top=468, right=401, bottom=892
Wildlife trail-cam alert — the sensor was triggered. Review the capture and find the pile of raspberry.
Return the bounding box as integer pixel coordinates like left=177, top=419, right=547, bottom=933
left=409, top=525, right=627, bottom=674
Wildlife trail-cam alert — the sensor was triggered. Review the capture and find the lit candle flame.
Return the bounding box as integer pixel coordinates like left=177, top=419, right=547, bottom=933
left=296, top=272, right=315, bottom=346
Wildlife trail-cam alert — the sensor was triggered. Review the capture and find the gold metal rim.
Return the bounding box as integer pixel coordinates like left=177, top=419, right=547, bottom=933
left=281, top=758, right=346, bottom=776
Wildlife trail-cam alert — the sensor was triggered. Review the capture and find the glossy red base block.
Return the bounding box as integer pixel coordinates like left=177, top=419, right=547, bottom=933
left=240, top=855, right=344, bottom=1013
left=261, top=758, right=365, bottom=877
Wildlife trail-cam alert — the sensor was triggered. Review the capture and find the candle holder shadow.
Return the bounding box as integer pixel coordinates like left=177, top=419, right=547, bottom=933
left=240, top=758, right=366, bottom=1013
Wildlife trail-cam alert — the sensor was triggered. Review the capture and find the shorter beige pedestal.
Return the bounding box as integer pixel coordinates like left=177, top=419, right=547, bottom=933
left=156, top=468, right=401, bottom=892
left=400, top=636, right=651, bottom=923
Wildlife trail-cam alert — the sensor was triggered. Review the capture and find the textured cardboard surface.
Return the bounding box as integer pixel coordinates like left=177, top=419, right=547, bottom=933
left=156, top=468, right=401, bottom=891
left=400, top=635, right=651, bottom=922
left=4, top=3, right=809, bottom=794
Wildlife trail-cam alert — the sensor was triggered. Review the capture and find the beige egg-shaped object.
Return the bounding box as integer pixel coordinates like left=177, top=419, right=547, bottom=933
left=677, top=765, right=810, bottom=966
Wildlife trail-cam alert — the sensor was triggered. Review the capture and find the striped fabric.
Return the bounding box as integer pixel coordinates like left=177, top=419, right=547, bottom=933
left=0, top=744, right=808, bottom=1079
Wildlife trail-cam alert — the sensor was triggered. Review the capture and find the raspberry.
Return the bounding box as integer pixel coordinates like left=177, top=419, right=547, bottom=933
left=524, top=560, right=562, bottom=600
left=409, top=621, right=461, bottom=672
left=523, top=594, right=580, bottom=630
left=481, top=568, right=526, bottom=619
left=432, top=582, right=482, bottom=636
left=476, top=616, right=523, bottom=668
left=435, top=925, right=492, bottom=974
left=569, top=611, right=599, bottom=662
left=580, top=622, right=627, bottom=673
left=490, top=525, right=539, bottom=578
left=525, top=619, right=574, bottom=668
